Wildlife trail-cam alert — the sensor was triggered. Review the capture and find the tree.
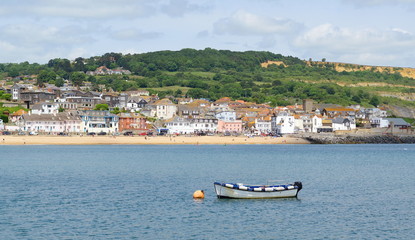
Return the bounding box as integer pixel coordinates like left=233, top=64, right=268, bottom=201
left=37, top=70, right=57, bottom=87
left=73, top=57, right=86, bottom=72
left=70, top=72, right=86, bottom=87
left=369, top=96, right=380, bottom=107
left=55, top=78, right=64, bottom=87
left=94, top=104, right=109, bottom=111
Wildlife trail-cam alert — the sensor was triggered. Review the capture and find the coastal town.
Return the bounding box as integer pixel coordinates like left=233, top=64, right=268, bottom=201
left=1, top=69, right=413, bottom=139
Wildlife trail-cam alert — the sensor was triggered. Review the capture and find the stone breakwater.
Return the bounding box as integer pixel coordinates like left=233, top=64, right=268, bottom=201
left=304, top=135, right=415, bottom=144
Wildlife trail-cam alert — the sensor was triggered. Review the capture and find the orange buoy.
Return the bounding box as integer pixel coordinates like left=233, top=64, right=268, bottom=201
left=193, top=190, right=205, bottom=199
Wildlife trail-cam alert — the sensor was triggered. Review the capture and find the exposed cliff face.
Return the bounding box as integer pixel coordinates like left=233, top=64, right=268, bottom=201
left=262, top=60, right=415, bottom=79
left=384, top=105, right=415, bottom=118
left=313, top=61, right=415, bottom=79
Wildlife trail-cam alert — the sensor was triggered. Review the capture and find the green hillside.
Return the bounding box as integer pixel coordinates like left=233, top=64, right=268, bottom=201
left=1, top=48, right=415, bottom=113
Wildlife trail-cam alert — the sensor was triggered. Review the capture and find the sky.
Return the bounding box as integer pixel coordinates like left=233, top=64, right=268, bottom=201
left=1, top=0, right=415, bottom=68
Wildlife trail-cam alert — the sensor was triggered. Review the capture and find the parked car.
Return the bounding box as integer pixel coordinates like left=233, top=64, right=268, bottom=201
left=97, top=132, right=107, bottom=135
left=18, top=131, right=26, bottom=135
left=29, top=131, right=38, bottom=135
left=123, top=131, right=133, bottom=136
left=2, top=131, right=11, bottom=135
left=57, top=132, right=68, bottom=136
left=87, top=132, right=96, bottom=136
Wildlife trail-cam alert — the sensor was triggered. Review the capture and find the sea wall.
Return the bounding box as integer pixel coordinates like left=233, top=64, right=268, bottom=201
left=304, top=134, right=415, bottom=144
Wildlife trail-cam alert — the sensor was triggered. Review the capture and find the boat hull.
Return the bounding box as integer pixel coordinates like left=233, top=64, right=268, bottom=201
left=214, top=183, right=300, bottom=199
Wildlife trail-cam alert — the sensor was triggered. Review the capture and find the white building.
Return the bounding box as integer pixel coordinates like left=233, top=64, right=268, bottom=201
left=19, top=112, right=83, bottom=133
left=31, top=102, right=60, bottom=115
left=215, top=110, right=237, bottom=122
left=165, top=117, right=218, bottom=134
left=271, top=112, right=295, bottom=134
left=254, top=118, right=272, bottom=134
left=165, top=117, right=194, bottom=134
left=78, top=110, right=119, bottom=133
left=192, top=118, right=218, bottom=133
left=332, top=117, right=356, bottom=131
left=370, top=117, right=389, bottom=128
left=153, top=98, right=177, bottom=120
left=311, top=115, right=323, bottom=133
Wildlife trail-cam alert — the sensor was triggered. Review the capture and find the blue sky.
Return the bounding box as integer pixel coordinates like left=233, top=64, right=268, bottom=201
left=1, top=0, right=415, bottom=67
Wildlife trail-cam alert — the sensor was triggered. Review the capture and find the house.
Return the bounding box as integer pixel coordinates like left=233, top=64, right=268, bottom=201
left=165, top=116, right=194, bottom=134
left=217, top=120, right=243, bottom=133
left=254, top=118, right=272, bottom=134
left=215, top=109, right=237, bottom=122
left=370, top=117, right=389, bottom=128
left=153, top=98, right=177, bottom=120
left=126, top=97, right=148, bottom=111
left=332, top=117, right=356, bottom=131
left=9, top=109, right=28, bottom=123
left=311, top=115, right=323, bottom=133
left=385, top=118, right=411, bottom=129
left=322, top=107, right=356, bottom=118
left=118, top=93, right=128, bottom=109
left=271, top=112, right=295, bottom=134
left=31, top=102, right=60, bottom=115
left=64, top=96, right=104, bottom=110
left=78, top=110, right=119, bottom=133
left=192, top=117, right=218, bottom=133
left=317, top=119, right=333, bottom=133
left=11, top=83, right=33, bottom=101
left=102, top=93, right=120, bottom=108
left=178, top=102, right=205, bottom=118
left=19, top=112, right=82, bottom=133
left=20, top=91, right=56, bottom=108
left=118, top=112, right=148, bottom=132
left=366, top=108, right=388, bottom=119
left=211, top=97, right=232, bottom=111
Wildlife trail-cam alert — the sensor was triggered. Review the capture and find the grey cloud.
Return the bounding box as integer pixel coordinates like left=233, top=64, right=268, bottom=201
left=196, top=30, right=209, bottom=38
left=293, top=24, right=415, bottom=67
left=1, top=0, right=159, bottom=19
left=342, top=0, right=415, bottom=7
left=213, top=10, right=303, bottom=36
left=110, top=29, right=163, bottom=41
left=160, top=0, right=211, bottom=18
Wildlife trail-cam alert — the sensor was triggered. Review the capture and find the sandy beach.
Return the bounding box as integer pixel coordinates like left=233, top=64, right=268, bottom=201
left=0, top=135, right=310, bottom=145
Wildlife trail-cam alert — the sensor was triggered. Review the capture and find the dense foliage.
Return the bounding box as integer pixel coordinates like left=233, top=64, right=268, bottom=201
left=0, top=104, right=27, bottom=123
left=1, top=48, right=415, bottom=108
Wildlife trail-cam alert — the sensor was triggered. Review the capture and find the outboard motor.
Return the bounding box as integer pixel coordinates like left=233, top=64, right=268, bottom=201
left=294, top=181, right=303, bottom=192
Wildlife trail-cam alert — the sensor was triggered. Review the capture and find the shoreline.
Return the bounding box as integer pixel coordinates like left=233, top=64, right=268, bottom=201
left=0, top=135, right=310, bottom=146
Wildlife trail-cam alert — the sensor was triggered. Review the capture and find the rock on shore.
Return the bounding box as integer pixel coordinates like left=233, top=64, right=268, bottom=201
left=304, top=135, right=415, bottom=144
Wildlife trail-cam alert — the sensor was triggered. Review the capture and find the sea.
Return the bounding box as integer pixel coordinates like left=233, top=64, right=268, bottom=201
left=0, top=144, right=414, bottom=240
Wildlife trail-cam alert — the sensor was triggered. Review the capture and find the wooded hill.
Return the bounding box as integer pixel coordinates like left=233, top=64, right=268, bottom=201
left=1, top=48, right=415, bottom=116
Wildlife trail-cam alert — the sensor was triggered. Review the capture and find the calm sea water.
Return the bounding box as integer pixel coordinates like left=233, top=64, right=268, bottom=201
left=0, top=144, right=414, bottom=239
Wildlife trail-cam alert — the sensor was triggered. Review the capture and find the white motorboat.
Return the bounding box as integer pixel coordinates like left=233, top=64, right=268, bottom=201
left=214, top=181, right=302, bottom=199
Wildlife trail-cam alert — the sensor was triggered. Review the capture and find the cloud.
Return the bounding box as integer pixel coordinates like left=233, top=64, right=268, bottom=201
left=110, top=28, right=162, bottom=41
left=160, top=0, right=211, bottom=18
left=196, top=30, right=209, bottom=39
left=295, top=24, right=415, bottom=53
left=293, top=24, right=415, bottom=66
left=1, top=0, right=159, bottom=19
left=213, top=10, right=303, bottom=36
left=0, top=23, right=97, bottom=63
left=342, top=0, right=415, bottom=7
